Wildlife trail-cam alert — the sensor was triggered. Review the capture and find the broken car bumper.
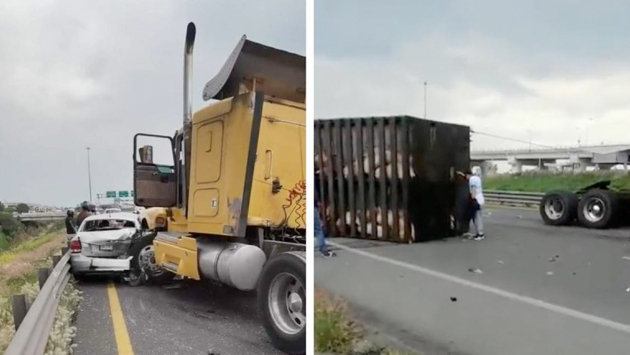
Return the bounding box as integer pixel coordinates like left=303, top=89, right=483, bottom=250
left=70, top=254, right=133, bottom=274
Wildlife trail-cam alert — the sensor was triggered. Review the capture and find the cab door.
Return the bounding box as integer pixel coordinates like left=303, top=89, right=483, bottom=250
left=133, top=133, right=177, bottom=207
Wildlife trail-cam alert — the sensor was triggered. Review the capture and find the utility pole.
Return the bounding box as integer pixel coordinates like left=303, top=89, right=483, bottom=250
left=87, top=147, right=93, bottom=202
left=423, top=81, right=428, bottom=119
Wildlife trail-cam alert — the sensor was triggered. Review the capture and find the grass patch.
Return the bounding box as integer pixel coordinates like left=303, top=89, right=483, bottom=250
left=44, top=282, right=82, bottom=355
left=315, top=289, right=417, bottom=355
left=0, top=280, right=82, bottom=354
left=315, top=289, right=361, bottom=353
left=0, top=231, right=59, bottom=265
left=485, top=172, right=630, bottom=192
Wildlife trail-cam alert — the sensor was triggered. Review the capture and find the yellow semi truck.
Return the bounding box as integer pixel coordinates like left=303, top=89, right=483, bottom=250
left=130, top=22, right=306, bottom=354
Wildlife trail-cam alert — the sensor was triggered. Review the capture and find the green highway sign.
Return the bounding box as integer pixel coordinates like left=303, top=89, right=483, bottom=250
left=106, top=191, right=116, bottom=198
left=118, top=191, right=129, bottom=198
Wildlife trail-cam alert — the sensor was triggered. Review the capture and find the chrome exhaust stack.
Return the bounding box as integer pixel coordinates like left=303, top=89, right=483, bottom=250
left=184, top=22, right=196, bottom=126
left=182, top=22, right=196, bottom=214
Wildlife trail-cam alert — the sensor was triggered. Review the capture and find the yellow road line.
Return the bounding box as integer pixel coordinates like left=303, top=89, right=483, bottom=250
left=107, top=281, right=135, bottom=355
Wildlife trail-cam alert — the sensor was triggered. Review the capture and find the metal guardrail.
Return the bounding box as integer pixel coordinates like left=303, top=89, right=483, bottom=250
left=484, top=190, right=544, bottom=208
left=5, top=246, right=71, bottom=355
left=17, top=212, right=67, bottom=222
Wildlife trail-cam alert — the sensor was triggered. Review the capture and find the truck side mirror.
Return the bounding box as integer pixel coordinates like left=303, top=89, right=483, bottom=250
left=139, top=145, right=154, bottom=164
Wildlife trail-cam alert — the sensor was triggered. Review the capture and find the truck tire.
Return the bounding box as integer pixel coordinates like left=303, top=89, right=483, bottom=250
left=258, top=252, right=305, bottom=355
left=128, top=234, right=175, bottom=285
left=539, top=190, right=577, bottom=226
left=577, top=189, right=619, bottom=229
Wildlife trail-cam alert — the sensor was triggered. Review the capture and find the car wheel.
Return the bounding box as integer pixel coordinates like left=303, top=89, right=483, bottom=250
left=539, top=190, right=577, bottom=226
left=258, top=252, right=306, bottom=355
left=128, top=236, right=174, bottom=285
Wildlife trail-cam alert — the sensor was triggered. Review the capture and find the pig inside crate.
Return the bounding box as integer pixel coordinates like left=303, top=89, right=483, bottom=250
left=314, top=116, right=471, bottom=243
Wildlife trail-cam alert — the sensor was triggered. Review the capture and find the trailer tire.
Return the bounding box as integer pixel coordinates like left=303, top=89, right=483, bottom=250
left=577, top=189, right=619, bottom=229
left=128, top=235, right=174, bottom=285
left=539, top=190, right=577, bottom=226
left=258, top=252, right=305, bottom=355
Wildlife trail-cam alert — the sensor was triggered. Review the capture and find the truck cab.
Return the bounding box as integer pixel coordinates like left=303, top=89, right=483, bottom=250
left=130, top=23, right=306, bottom=354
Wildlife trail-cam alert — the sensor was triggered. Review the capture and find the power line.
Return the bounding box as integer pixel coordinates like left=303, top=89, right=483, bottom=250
left=471, top=130, right=558, bottom=150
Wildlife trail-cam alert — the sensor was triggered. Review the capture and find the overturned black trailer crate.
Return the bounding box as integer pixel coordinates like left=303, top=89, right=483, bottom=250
left=314, top=116, right=471, bottom=243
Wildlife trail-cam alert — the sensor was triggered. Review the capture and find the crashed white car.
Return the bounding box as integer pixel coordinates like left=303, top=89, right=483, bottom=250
left=69, top=212, right=170, bottom=281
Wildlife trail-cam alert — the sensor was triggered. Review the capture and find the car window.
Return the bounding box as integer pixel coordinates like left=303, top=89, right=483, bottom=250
left=80, top=219, right=137, bottom=232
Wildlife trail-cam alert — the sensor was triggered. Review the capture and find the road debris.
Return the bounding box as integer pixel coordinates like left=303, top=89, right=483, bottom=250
left=549, top=255, right=559, bottom=262
left=497, top=260, right=504, bottom=265
left=127, top=270, right=148, bottom=287
left=163, top=282, right=189, bottom=290
left=468, top=268, right=483, bottom=274
left=622, top=256, right=630, bottom=261
left=450, top=297, right=458, bottom=302
left=546, top=271, right=554, bottom=276
left=626, top=287, right=630, bottom=293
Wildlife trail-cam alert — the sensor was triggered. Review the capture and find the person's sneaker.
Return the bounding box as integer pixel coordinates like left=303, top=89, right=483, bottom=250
left=462, top=232, right=474, bottom=239
left=320, top=250, right=336, bottom=257
left=473, top=234, right=485, bottom=241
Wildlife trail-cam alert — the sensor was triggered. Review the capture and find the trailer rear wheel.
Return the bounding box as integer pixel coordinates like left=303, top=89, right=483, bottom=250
left=539, top=190, right=577, bottom=226
left=577, top=189, right=619, bottom=229
left=258, top=252, right=305, bottom=355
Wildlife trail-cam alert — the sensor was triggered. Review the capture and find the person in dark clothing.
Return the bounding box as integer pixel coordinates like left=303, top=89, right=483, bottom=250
left=314, top=173, right=334, bottom=257
left=65, top=210, right=76, bottom=241
left=76, top=201, right=92, bottom=227
left=65, top=210, right=76, bottom=233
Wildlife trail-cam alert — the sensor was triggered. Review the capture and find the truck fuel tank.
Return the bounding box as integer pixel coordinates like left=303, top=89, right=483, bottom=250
left=197, top=239, right=266, bottom=291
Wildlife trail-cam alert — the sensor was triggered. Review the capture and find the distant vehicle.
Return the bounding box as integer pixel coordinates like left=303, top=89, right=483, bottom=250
left=138, top=207, right=167, bottom=231
left=69, top=212, right=170, bottom=281
left=103, top=208, right=122, bottom=214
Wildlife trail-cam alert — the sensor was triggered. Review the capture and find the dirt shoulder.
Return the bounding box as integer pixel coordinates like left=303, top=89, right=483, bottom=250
left=0, top=229, right=67, bottom=296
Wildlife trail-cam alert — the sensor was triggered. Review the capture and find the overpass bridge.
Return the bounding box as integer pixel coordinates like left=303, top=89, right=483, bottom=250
left=471, top=144, right=630, bottom=173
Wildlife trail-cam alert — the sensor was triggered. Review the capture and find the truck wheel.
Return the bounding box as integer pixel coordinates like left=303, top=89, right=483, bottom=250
left=539, top=190, right=577, bottom=226
left=128, top=235, right=174, bottom=285
left=258, top=252, right=305, bottom=355
left=577, top=189, right=619, bottom=229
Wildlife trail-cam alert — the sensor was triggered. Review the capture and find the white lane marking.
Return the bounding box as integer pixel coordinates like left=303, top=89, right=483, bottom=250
left=328, top=240, right=630, bottom=335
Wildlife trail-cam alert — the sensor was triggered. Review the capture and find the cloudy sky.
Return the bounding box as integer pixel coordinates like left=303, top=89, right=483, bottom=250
left=315, top=0, right=630, bottom=153
left=0, top=0, right=304, bottom=207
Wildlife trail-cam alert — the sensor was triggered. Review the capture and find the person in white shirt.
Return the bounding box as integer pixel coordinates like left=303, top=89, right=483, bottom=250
left=466, top=166, right=485, bottom=240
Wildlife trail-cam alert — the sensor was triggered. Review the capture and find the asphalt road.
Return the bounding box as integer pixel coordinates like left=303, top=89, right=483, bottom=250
left=315, top=207, right=630, bottom=355
left=73, top=277, right=283, bottom=355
